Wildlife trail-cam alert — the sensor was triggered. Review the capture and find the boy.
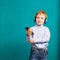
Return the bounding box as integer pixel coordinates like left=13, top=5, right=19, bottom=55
left=26, top=10, right=50, bottom=60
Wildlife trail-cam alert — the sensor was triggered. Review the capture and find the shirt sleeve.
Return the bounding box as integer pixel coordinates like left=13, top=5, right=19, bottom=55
left=42, top=27, right=51, bottom=42
left=26, top=35, right=33, bottom=42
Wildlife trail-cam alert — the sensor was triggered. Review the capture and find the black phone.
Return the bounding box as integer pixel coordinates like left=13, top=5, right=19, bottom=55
left=25, top=27, right=34, bottom=35
left=25, top=27, right=30, bottom=31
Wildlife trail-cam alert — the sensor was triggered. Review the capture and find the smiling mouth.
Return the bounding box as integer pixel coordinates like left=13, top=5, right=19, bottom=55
left=38, top=21, right=41, bottom=23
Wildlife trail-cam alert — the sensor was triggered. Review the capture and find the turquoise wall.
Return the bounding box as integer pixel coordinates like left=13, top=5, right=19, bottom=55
left=58, top=0, right=60, bottom=60
left=0, top=0, right=59, bottom=60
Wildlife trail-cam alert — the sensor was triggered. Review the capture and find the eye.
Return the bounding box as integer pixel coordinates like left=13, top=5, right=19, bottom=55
left=41, top=17, right=43, bottom=19
left=36, top=17, right=40, bottom=19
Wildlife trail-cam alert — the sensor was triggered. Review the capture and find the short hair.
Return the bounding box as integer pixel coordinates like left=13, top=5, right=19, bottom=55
left=35, top=10, right=47, bottom=20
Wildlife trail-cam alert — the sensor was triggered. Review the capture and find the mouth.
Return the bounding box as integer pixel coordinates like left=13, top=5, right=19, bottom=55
left=38, top=21, right=41, bottom=23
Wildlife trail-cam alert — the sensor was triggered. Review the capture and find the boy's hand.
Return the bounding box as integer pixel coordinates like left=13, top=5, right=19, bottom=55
left=25, top=27, right=34, bottom=43
left=28, top=39, right=34, bottom=43
left=26, top=28, right=33, bottom=36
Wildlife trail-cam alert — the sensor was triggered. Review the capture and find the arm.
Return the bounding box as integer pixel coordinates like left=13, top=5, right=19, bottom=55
left=42, top=27, right=50, bottom=42
left=26, top=36, right=34, bottom=44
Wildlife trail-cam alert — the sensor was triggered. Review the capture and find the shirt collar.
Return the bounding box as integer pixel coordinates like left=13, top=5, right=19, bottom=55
left=35, top=24, right=44, bottom=28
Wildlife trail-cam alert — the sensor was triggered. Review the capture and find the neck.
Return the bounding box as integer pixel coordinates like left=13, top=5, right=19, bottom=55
left=37, top=24, right=42, bottom=26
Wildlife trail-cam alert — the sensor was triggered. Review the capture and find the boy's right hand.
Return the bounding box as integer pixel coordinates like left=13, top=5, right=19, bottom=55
left=26, top=28, right=33, bottom=36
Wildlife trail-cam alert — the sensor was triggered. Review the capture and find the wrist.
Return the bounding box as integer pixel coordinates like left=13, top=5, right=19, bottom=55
left=26, top=34, right=31, bottom=36
left=29, top=39, right=34, bottom=43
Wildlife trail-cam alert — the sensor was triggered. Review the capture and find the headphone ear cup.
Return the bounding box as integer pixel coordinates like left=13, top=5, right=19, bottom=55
left=44, top=18, right=47, bottom=24
left=34, top=17, right=36, bottom=22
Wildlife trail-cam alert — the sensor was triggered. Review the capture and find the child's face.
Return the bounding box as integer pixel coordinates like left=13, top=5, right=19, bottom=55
left=36, top=13, right=46, bottom=26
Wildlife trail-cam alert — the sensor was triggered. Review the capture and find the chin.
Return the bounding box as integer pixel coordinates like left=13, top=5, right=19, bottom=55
left=36, top=22, right=43, bottom=25
left=38, top=23, right=42, bottom=25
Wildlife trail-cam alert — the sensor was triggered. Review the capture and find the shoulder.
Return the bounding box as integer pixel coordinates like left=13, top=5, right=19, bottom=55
left=30, top=25, right=36, bottom=31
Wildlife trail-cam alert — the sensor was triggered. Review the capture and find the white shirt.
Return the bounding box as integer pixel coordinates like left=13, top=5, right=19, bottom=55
left=26, top=25, right=50, bottom=49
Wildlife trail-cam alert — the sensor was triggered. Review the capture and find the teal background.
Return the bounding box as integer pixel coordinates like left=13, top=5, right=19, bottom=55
left=0, top=0, right=59, bottom=60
